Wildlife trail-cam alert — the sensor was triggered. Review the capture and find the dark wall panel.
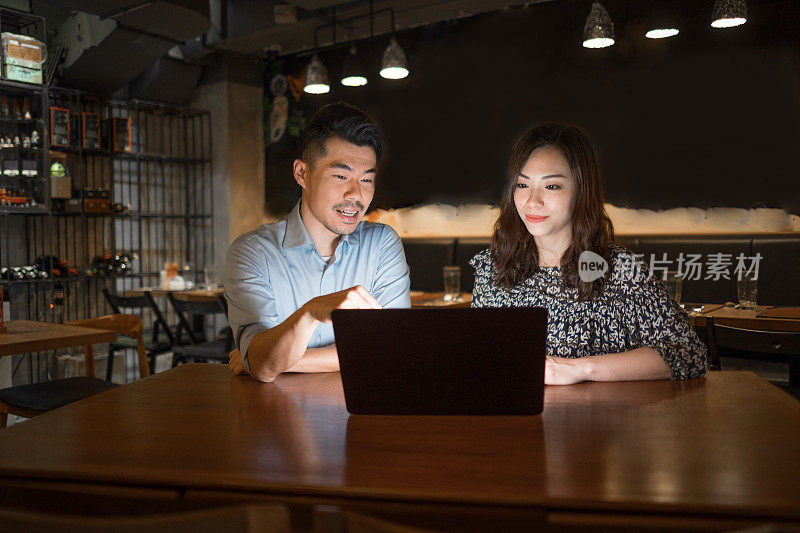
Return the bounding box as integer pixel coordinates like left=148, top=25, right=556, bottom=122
left=269, top=0, right=800, bottom=215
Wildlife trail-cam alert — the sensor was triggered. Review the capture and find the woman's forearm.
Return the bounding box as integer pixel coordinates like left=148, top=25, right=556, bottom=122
left=546, top=347, right=671, bottom=385
left=582, top=347, right=671, bottom=382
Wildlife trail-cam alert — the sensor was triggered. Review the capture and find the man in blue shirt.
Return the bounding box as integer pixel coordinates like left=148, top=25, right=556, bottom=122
left=225, top=103, right=411, bottom=382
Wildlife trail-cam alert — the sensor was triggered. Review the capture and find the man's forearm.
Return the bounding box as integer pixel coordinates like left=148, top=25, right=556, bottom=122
left=246, top=307, right=318, bottom=382
left=286, top=345, right=339, bottom=373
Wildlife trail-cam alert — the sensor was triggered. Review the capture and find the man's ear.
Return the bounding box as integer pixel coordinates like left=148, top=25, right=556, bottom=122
left=293, top=159, right=308, bottom=189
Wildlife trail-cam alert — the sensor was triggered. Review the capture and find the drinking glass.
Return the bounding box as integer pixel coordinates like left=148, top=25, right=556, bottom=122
left=663, top=271, right=683, bottom=305
left=443, top=266, right=461, bottom=302
left=182, top=262, right=194, bottom=288
left=204, top=264, right=218, bottom=290
left=737, top=271, right=758, bottom=310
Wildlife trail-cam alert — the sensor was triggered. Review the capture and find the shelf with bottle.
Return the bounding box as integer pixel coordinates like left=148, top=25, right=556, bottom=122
left=0, top=116, right=41, bottom=123
left=0, top=85, right=45, bottom=211
left=47, top=144, right=210, bottom=165
left=0, top=252, right=148, bottom=285
left=0, top=78, right=44, bottom=94
left=0, top=93, right=35, bottom=120
left=0, top=272, right=160, bottom=285
left=0, top=180, right=43, bottom=209
left=52, top=209, right=212, bottom=219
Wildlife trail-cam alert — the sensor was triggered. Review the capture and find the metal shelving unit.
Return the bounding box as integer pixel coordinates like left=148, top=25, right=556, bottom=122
left=0, top=9, right=48, bottom=213
left=0, top=87, right=213, bottom=385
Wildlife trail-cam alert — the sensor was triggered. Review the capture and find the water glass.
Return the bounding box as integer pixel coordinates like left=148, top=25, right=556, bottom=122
left=663, top=271, right=683, bottom=305
left=443, top=266, right=461, bottom=302
left=204, top=264, right=218, bottom=290
left=737, top=272, right=758, bottom=310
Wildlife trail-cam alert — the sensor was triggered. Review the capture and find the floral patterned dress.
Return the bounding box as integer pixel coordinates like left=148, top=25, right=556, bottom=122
left=470, top=245, right=707, bottom=380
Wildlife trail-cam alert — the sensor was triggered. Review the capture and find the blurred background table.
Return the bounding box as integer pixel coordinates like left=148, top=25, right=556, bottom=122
left=125, top=286, right=223, bottom=302
left=410, top=291, right=472, bottom=308
left=689, top=304, right=800, bottom=332
left=0, top=321, right=118, bottom=357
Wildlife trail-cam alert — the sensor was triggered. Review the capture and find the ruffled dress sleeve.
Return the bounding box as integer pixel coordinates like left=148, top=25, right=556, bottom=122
left=623, top=263, right=708, bottom=380
left=469, top=249, right=512, bottom=308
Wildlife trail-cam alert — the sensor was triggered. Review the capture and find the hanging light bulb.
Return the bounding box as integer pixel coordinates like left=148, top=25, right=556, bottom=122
left=304, top=54, right=330, bottom=94
left=582, top=2, right=615, bottom=49
left=646, top=1, right=680, bottom=39
left=379, top=37, right=409, bottom=80
left=341, top=46, right=367, bottom=87
left=711, top=0, right=747, bottom=28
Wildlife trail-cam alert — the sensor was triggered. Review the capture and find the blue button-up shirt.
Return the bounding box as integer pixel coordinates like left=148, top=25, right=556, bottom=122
left=225, top=201, right=411, bottom=373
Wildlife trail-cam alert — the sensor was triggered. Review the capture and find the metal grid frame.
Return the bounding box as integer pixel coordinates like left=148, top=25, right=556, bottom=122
left=0, top=87, right=213, bottom=385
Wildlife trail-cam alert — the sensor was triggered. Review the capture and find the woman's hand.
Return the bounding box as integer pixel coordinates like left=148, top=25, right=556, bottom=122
left=544, top=356, right=589, bottom=385
left=229, top=348, right=247, bottom=375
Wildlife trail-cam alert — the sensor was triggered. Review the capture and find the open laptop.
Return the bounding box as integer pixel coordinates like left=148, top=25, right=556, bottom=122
left=332, top=308, right=547, bottom=415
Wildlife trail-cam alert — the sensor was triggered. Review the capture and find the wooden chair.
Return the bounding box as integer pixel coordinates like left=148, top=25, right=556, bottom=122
left=166, top=293, right=232, bottom=367
left=706, top=316, right=800, bottom=390
left=0, top=314, right=150, bottom=428
left=102, top=288, right=175, bottom=378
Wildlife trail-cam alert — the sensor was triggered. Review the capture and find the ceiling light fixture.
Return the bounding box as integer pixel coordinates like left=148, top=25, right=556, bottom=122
left=303, top=54, right=330, bottom=94
left=582, top=2, right=615, bottom=49
left=380, top=36, right=409, bottom=79
left=341, top=46, right=367, bottom=87
left=646, top=2, right=680, bottom=39
left=711, top=0, right=747, bottom=28
left=645, top=28, right=679, bottom=39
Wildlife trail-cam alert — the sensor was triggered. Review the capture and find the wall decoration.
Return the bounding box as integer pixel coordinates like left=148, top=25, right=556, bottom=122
left=263, top=58, right=307, bottom=215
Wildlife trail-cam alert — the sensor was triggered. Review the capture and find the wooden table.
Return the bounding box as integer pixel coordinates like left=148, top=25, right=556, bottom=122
left=125, top=286, right=223, bottom=302
left=410, top=291, right=472, bottom=308
left=0, top=364, right=798, bottom=530
left=134, top=288, right=471, bottom=307
left=0, top=320, right=118, bottom=357
left=690, top=305, right=800, bottom=332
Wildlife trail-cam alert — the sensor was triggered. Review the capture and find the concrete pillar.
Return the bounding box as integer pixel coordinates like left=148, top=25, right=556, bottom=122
left=191, top=54, right=268, bottom=283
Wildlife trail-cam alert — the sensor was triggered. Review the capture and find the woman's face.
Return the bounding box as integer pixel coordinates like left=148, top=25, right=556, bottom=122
left=513, top=146, right=578, bottom=244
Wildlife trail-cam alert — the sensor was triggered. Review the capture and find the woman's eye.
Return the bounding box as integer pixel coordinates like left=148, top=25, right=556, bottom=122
left=335, top=174, right=346, bottom=179
left=361, top=178, right=373, bottom=184
left=545, top=184, right=561, bottom=190
left=515, top=183, right=528, bottom=189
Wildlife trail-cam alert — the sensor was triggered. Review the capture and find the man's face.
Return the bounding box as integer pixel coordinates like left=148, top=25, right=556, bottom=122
left=294, top=136, right=377, bottom=240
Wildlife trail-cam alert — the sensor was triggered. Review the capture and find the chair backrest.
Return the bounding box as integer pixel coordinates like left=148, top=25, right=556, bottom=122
left=102, top=287, right=150, bottom=313
left=166, top=293, right=228, bottom=345
left=705, top=316, right=800, bottom=371
left=65, top=314, right=150, bottom=379
left=103, top=287, right=174, bottom=345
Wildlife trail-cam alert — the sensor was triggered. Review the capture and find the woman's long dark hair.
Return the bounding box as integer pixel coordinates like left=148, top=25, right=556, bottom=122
left=491, top=123, right=615, bottom=301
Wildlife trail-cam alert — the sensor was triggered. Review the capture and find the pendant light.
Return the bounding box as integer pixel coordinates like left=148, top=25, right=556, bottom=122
left=711, top=0, right=747, bottom=28
left=341, top=46, right=367, bottom=87
left=303, top=54, right=330, bottom=94
left=380, top=36, right=409, bottom=80
left=582, top=2, right=615, bottom=49
left=645, top=1, right=680, bottom=39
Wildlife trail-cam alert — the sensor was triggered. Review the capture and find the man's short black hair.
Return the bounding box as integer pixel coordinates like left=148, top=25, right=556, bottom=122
left=300, top=102, right=385, bottom=167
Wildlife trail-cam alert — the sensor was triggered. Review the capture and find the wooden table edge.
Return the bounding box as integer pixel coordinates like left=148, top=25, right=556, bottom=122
left=1, top=472, right=797, bottom=522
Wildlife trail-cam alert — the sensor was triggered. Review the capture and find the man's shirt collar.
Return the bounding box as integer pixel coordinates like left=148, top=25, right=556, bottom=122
left=282, top=200, right=361, bottom=251
left=282, top=201, right=315, bottom=249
